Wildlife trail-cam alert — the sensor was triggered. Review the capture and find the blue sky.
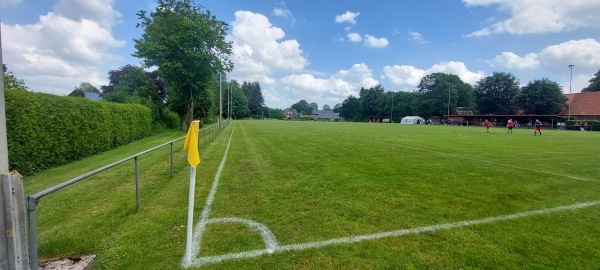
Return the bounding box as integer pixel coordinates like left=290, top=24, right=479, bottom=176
left=1, top=0, right=599, bottom=109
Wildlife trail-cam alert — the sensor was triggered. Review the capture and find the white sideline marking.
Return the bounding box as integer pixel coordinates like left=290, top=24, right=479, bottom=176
left=183, top=124, right=598, bottom=267
left=189, top=200, right=600, bottom=266
left=185, top=124, right=237, bottom=266
left=410, top=147, right=595, bottom=182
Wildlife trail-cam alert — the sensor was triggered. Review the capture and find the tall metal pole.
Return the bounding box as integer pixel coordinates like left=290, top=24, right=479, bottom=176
left=219, top=72, right=223, bottom=129
left=0, top=23, right=9, bottom=173
left=568, top=65, right=574, bottom=121
left=390, top=92, right=393, bottom=123
left=447, top=83, right=451, bottom=116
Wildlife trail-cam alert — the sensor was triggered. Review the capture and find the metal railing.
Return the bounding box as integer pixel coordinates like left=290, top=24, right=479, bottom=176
left=26, top=120, right=229, bottom=270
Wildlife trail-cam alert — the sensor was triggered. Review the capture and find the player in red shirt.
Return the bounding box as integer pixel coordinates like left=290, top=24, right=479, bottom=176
left=507, top=119, right=514, bottom=134
left=483, top=119, right=492, bottom=133
left=534, top=119, right=542, bottom=136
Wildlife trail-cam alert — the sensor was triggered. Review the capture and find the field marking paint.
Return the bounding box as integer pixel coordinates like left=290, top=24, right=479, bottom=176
left=205, top=217, right=279, bottom=253
left=188, top=200, right=600, bottom=266
left=183, top=124, right=237, bottom=267
left=409, top=147, right=596, bottom=182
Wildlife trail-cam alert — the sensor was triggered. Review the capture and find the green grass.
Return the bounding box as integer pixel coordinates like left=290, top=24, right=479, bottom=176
left=26, top=121, right=600, bottom=269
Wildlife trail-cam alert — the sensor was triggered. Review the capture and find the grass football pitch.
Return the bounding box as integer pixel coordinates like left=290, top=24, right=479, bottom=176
left=27, top=120, right=600, bottom=269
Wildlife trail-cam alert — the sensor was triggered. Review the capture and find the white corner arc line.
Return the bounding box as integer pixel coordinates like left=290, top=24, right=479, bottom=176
left=189, top=200, right=600, bottom=267
left=206, top=217, right=279, bottom=252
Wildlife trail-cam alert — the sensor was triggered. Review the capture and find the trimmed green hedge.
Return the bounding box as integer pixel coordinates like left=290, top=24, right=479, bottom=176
left=5, top=90, right=152, bottom=175
left=565, top=120, right=599, bottom=131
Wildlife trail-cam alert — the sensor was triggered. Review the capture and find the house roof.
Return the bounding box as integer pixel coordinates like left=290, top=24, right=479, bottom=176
left=312, top=110, right=340, bottom=119
left=83, top=92, right=102, bottom=100
left=560, top=92, right=600, bottom=115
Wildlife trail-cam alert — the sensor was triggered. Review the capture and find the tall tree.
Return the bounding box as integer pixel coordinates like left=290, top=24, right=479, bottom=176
left=582, top=69, right=600, bottom=92
left=68, top=82, right=100, bottom=97
left=339, top=95, right=361, bottom=121
left=391, top=91, right=417, bottom=120
left=515, top=78, right=566, bottom=114
left=290, top=100, right=312, bottom=115
left=134, top=0, right=233, bottom=128
left=309, top=102, right=318, bottom=112
left=3, top=64, right=28, bottom=90
left=474, top=72, right=520, bottom=115
left=360, top=84, right=387, bottom=120
left=241, top=81, right=265, bottom=115
left=333, top=103, right=342, bottom=113
left=412, top=73, right=474, bottom=118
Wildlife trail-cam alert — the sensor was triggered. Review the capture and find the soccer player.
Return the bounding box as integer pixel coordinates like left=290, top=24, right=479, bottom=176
left=483, top=119, right=492, bottom=133
left=534, top=119, right=542, bottom=136
left=507, top=119, right=514, bottom=134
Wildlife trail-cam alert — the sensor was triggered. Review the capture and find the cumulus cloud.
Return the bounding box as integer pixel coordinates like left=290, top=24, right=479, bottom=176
left=409, top=31, right=428, bottom=44
left=382, top=61, right=484, bottom=87
left=364, top=35, right=389, bottom=48
left=347, top=32, right=362, bottom=42
left=2, top=0, right=124, bottom=95
left=228, top=11, right=308, bottom=80
left=464, top=0, right=600, bottom=36
left=275, top=63, right=379, bottom=108
left=335, top=11, right=360, bottom=24
left=489, top=39, right=600, bottom=72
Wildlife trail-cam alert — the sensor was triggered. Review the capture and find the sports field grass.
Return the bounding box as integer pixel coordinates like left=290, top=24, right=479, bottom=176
left=25, top=120, right=600, bottom=269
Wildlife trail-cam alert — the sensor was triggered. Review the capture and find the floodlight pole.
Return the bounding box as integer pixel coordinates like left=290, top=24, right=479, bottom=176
left=390, top=92, right=393, bottom=123
left=219, top=72, right=223, bottom=129
left=447, top=83, right=452, bottom=117
left=568, top=65, right=573, bottom=121
left=0, top=23, right=8, bottom=173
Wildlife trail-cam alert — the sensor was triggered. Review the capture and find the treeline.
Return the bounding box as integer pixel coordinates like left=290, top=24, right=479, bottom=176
left=329, top=72, right=579, bottom=122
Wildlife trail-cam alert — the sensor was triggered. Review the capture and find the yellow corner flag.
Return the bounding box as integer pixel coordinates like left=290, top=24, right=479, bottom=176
left=183, top=120, right=200, bottom=168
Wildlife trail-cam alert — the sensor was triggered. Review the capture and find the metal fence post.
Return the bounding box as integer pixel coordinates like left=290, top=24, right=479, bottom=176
left=1, top=172, right=29, bottom=270
left=170, top=142, right=173, bottom=177
left=134, top=157, right=140, bottom=210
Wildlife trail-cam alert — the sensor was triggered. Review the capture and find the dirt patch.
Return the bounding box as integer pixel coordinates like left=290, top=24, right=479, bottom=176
left=39, top=255, right=96, bottom=270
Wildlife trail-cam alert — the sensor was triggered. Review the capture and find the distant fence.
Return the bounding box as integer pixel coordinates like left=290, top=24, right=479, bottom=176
left=26, top=120, right=230, bottom=270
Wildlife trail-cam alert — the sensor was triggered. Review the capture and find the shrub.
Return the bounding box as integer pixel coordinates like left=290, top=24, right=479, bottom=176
left=5, top=90, right=152, bottom=175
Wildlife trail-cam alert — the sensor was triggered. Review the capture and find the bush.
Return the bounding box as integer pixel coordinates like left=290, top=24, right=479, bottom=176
left=5, top=90, right=152, bottom=175
left=161, top=109, right=180, bottom=129
left=565, top=120, right=599, bottom=131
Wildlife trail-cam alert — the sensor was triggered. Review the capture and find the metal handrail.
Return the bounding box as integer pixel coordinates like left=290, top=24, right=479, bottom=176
left=26, top=121, right=228, bottom=270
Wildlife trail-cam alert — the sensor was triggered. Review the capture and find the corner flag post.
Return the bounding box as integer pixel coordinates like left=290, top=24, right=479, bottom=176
left=183, top=120, right=200, bottom=266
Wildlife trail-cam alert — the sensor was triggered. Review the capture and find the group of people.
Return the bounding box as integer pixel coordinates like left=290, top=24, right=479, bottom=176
left=482, top=119, right=543, bottom=135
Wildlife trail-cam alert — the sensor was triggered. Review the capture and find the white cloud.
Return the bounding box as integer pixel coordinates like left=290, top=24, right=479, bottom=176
left=382, top=61, right=484, bottom=87
left=335, top=11, right=360, bottom=24
left=347, top=32, right=362, bottom=42
left=409, top=31, right=428, bottom=44
left=465, top=0, right=600, bottom=36
left=274, top=63, right=379, bottom=108
left=490, top=52, right=540, bottom=70
left=1, top=0, right=124, bottom=95
left=489, top=39, right=600, bottom=72
left=364, top=35, right=389, bottom=48
left=272, top=2, right=296, bottom=25
left=228, top=11, right=308, bottom=80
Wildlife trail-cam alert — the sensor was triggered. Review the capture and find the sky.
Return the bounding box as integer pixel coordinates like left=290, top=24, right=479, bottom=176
left=1, top=0, right=599, bottom=110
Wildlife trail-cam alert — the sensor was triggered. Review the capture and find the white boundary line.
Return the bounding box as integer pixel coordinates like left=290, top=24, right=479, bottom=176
left=183, top=123, right=599, bottom=267
left=189, top=200, right=600, bottom=266
left=408, top=146, right=595, bottom=182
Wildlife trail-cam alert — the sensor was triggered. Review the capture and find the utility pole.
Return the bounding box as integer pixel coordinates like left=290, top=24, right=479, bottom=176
left=568, top=65, right=574, bottom=121
left=219, top=72, right=223, bottom=129
left=390, top=92, right=393, bottom=123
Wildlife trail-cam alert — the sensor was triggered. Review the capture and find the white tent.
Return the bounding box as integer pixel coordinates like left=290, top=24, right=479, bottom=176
left=400, top=116, right=425, bottom=124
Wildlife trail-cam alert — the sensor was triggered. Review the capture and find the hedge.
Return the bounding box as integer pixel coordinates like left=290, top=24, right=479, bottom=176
left=565, top=120, right=599, bottom=131
left=5, top=89, right=152, bottom=175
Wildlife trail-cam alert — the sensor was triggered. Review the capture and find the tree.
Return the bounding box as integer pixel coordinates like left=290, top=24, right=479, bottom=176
left=134, top=0, right=233, bottom=128
left=333, top=103, right=342, bottom=113
left=360, top=84, right=387, bottom=120
left=309, top=102, right=318, bottom=112
left=241, top=81, right=265, bottom=115
left=322, top=104, right=331, bottom=110
left=68, top=82, right=100, bottom=97
left=391, top=91, right=417, bottom=120
left=3, top=64, right=28, bottom=90
left=225, top=80, right=250, bottom=118
left=474, top=72, right=520, bottom=115
left=413, top=73, right=473, bottom=118
left=339, top=95, right=361, bottom=121
left=268, top=108, right=284, bottom=119
left=582, top=69, right=600, bottom=92
left=290, top=100, right=312, bottom=115
left=515, top=78, right=566, bottom=115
